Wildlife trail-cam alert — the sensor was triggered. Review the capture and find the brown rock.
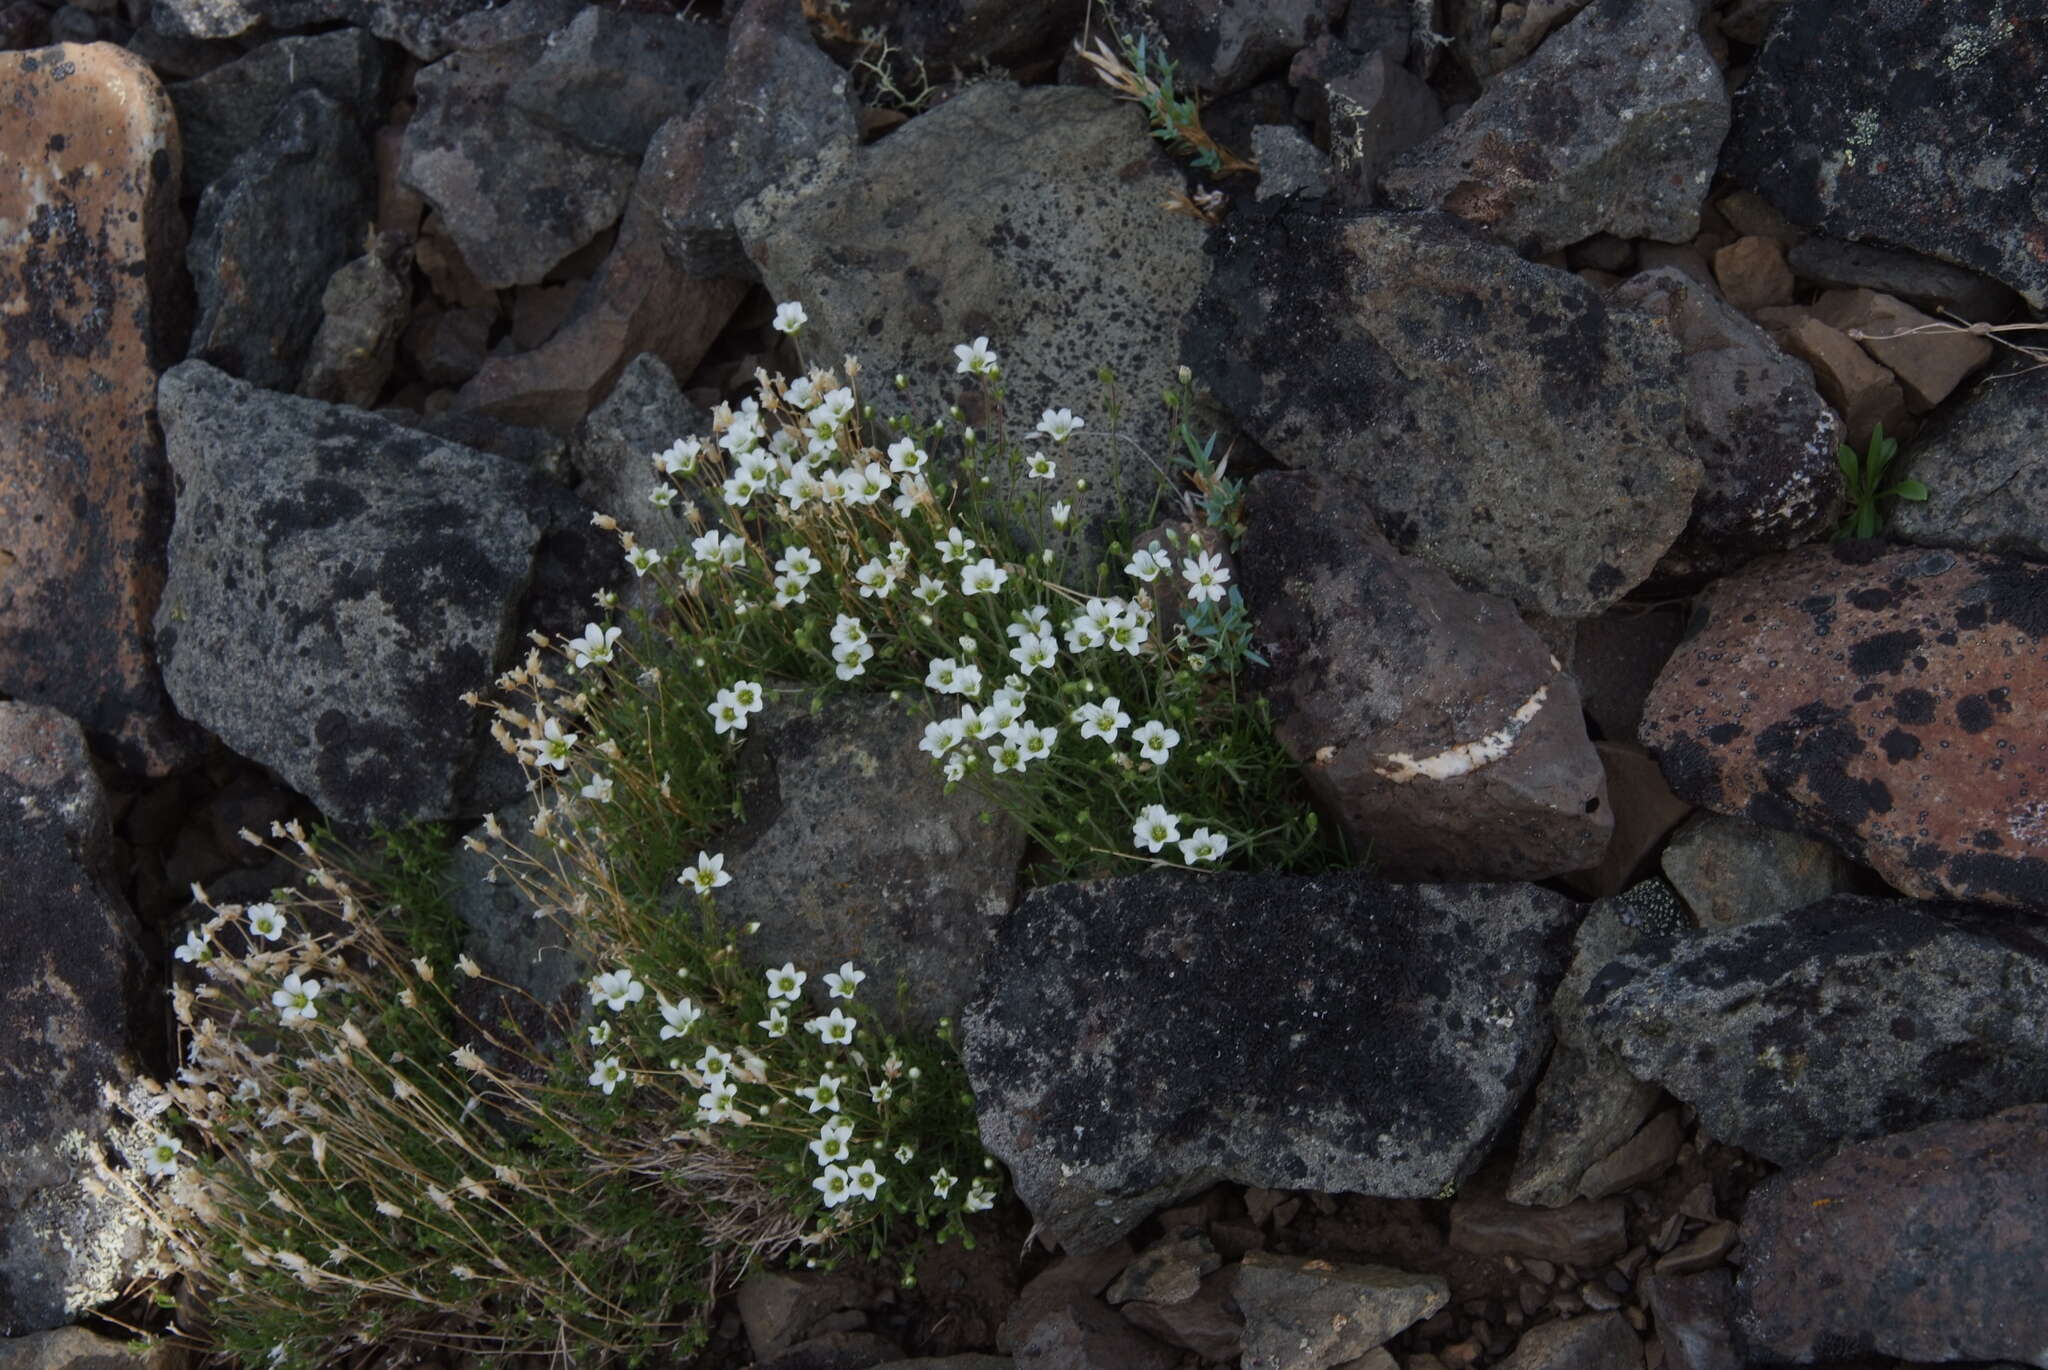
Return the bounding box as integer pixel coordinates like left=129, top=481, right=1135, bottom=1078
left=299, top=233, right=412, bottom=406
left=0, top=1327, right=182, bottom=1369
left=510, top=281, right=581, bottom=350
left=997, top=1244, right=1131, bottom=1354
left=374, top=120, right=425, bottom=238
left=1659, top=810, right=1859, bottom=931
left=413, top=210, right=498, bottom=312
left=1236, top=1254, right=1448, bottom=1370
left=1711, top=235, right=1795, bottom=312
left=1106, top=1232, right=1220, bottom=1306
left=1641, top=1269, right=1740, bottom=1370
left=1121, top=1267, right=1244, bottom=1362
left=1015, top=1297, right=1178, bottom=1370
left=1562, top=743, right=1693, bottom=897
left=737, top=1270, right=872, bottom=1359
left=404, top=305, right=493, bottom=387
left=1639, top=542, right=2048, bottom=908
left=1713, top=191, right=1803, bottom=250
left=0, top=43, right=195, bottom=774
left=1809, top=287, right=1994, bottom=412
left=1756, top=309, right=1910, bottom=448
left=1497, top=1311, right=1642, bottom=1370
left=1737, top=1105, right=2048, bottom=1365
left=1653, top=1221, right=1736, bottom=1276
left=1634, top=242, right=1715, bottom=288
left=1449, top=1195, right=1628, bottom=1266
left=1577, top=1109, right=1683, bottom=1201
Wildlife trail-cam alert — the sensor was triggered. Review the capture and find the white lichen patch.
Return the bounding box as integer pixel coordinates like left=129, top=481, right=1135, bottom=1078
left=1373, top=682, right=1551, bottom=783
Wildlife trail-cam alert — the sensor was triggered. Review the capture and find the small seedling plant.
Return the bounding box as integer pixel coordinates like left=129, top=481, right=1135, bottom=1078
left=1834, top=422, right=1927, bottom=540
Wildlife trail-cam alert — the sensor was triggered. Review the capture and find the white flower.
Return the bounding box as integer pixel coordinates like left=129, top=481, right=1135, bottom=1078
left=960, top=558, right=1008, bottom=596
left=809, top=1119, right=855, bottom=1167
left=833, top=641, right=874, bottom=681
left=924, top=658, right=974, bottom=696
left=1183, top=550, right=1231, bottom=603
left=814, top=1164, right=853, bottom=1208
left=591, top=1057, right=627, bottom=1095
left=1050, top=500, right=1073, bottom=530
left=246, top=902, right=286, bottom=942
left=1008, top=721, right=1058, bottom=763
left=590, top=968, right=646, bottom=1012
left=1073, top=696, right=1131, bottom=744
left=893, top=473, right=932, bottom=519
left=1025, top=450, right=1057, bottom=480
left=1178, top=827, right=1230, bottom=864
left=847, top=462, right=890, bottom=504
left=987, top=737, right=1027, bottom=774
left=1132, top=804, right=1181, bottom=854
left=680, top=851, right=732, bottom=898
left=173, top=929, right=208, bottom=963
left=692, top=531, right=743, bottom=565
left=696, top=1079, right=741, bottom=1123
left=729, top=680, right=765, bottom=714
left=824, top=962, right=867, bottom=1000
left=1064, top=613, right=1105, bottom=653
left=1132, top=720, right=1180, bottom=766
left=694, top=1044, right=733, bottom=1081
left=525, top=715, right=578, bottom=770
left=1008, top=631, right=1058, bottom=675
left=805, top=1007, right=858, bottom=1046
left=565, top=623, right=622, bottom=670
left=579, top=773, right=614, bottom=803
left=784, top=375, right=817, bottom=407
left=766, top=962, right=807, bottom=1001
left=656, top=436, right=700, bottom=476
left=1124, top=543, right=1169, bottom=583
left=953, top=336, right=999, bottom=377
left=648, top=485, right=677, bottom=509
left=964, top=1179, right=997, bottom=1212
left=776, top=545, right=822, bottom=579
left=272, top=972, right=321, bottom=1025
left=870, top=1079, right=894, bottom=1103
left=887, top=437, right=928, bottom=473
left=846, top=1158, right=885, bottom=1201
left=853, top=558, right=894, bottom=598
left=796, top=1072, right=843, bottom=1114
left=1035, top=407, right=1085, bottom=443
left=1106, top=605, right=1150, bottom=656
left=936, top=527, right=976, bottom=563
left=625, top=545, right=662, bottom=577
left=808, top=386, right=856, bottom=431
left=659, top=996, right=703, bottom=1039
left=758, top=1007, right=790, bottom=1037
left=772, top=301, right=808, bottom=334
left=911, top=573, right=948, bottom=607
left=708, top=690, right=749, bottom=735
left=829, top=614, right=868, bottom=647
left=143, top=1132, right=183, bottom=1178
left=587, top=1020, right=613, bottom=1047
left=943, top=752, right=970, bottom=782
left=930, top=1167, right=958, bottom=1199
left=895, top=1144, right=916, bottom=1164
left=920, top=716, right=966, bottom=758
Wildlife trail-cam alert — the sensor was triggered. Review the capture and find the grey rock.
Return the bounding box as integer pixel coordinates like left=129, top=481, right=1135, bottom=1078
left=1381, top=0, right=1726, bottom=252
left=1892, top=366, right=2048, bottom=562
left=168, top=27, right=386, bottom=192
left=403, top=305, right=493, bottom=387
left=569, top=353, right=707, bottom=577
left=1611, top=268, right=1843, bottom=588
left=1659, top=810, right=1859, bottom=933
left=1495, top=1311, right=1641, bottom=1370
left=739, top=1270, right=874, bottom=1360
left=298, top=234, right=413, bottom=408
left=649, top=0, right=857, bottom=280
left=1574, top=1107, right=1681, bottom=1200
left=151, top=0, right=507, bottom=59
left=1571, top=606, right=1687, bottom=747
left=0, top=705, right=151, bottom=1335
left=824, top=0, right=1083, bottom=69
left=758, top=1331, right=904, bottom=1370
left=1784, top=236, right=2023, bottom=325
left=736, top=81, right=1208, bottom=559
left=1113, top=0, right=1347, bottom=96
left=187, top=88, right=374, bottom=391
left=1725, top=0, right=2048, bottom=309
left=1187, top=205, right=1697, bottom=616
left=1448, top=1193, right=1628, bottom=1266
left=154, top=361, right=549, bottom=827
left=963, top=871, right=1576, bottom=1251
left=712, top=693, right=1024, bottom=1032
left=1287, top=39, right=1440, bottom=204
left=448, top=797, right=583, bottom=1019
left=506, top=7, right=724, bottom=162
left=1000, top=1245, right=1132, bottom=1354
left=1238, top=469, right=1611, bottom=881
left=1235, top=1253, right=1448, bottom=1370
left=1120, top=1268, right=1243, bottom=1362
left=1581, top=894, right=2048, bottom=1167
left=1641, top=1269, right=1740, bottom=1370
left=1015, top=1298, right=1177, bottom=1370
left=871, top=1360, right=1013, bottom=1370
left=1106, top=1233, right=1221, bottom=1306
left=1251, top=122, right=1331, bottom=200
left=0, top=1327, right=180, bottom=1369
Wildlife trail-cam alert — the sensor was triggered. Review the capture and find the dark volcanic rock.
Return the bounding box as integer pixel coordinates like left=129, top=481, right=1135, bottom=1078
left=1188, top=204, right=1697, bottom=616
left=187, top=88, right=375, bottom=391
left=1287, top=40, right=1441, bottom=205
left=1659, top=810, right=1859, bottom=933
left=1581, top=894, right=2048, bottom=1167
left=1639, top=542, right=2048, bottom=909
left=1234, top=1254, right=1448, bottom=1370
left=1111, top=0, right=1345, bottom=96
left=1641, top=1269, right=1740, bottom=1370
left=298, top=235, right=413, bottom=407
left=568, top=353, right=706, bottom=575
left=152, top=0, right=507, bottom=59
left=154, top=361, right=551, bottom=826
left=822, top=0, right=1082, bottom=69
left=1892, top=366, right=2048, bottom=562
left=168, top=27, right=386, bottom=192
left=1724, top=0, right=2048, bottom=309
left=1239, top=469, right=1612, bottom=881
left=1737, top=1104, right=2048, bottom=1366
left=1612, top=268, right=1843, bottom=588
left=1380, top=0, right=1726, bottom=252
left=963, top=871, right=1577, bottom=1251
left=1495, top=1311, right=1642, bottom=1370
left=505, top=6, right=724, bottom=163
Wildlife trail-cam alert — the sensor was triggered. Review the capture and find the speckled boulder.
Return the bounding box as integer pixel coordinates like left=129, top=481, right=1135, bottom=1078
left=1893, top=366, right=2048, bottom=562
left=1724, top=0, right=2048, bottom=309
left=154, top=361, right=552, bottom=826
left=1582, top=895, right=2048, bottom=1166
left=167, top=28, right=387, bottom=192
left=1640, top=542, right=2048, bottom=910
left=1380, top=0, right=1727, bottom=253
left=963, top=871, right=1578, bottom=1251
left=1239, top=469, right=1612, bottom=881
left=1187, top=203, right=1697, bottom=616
left=153, top=0, right=515, bottom=60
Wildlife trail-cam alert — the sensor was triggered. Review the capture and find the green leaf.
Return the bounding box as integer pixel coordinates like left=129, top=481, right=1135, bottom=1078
left=1836, top=443, right=1861, bottom=484
left=1892, top=478, right=1930, bottom=501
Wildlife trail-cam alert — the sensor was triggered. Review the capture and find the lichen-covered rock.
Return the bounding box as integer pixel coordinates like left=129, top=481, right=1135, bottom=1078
left=1737, top=1104, right=2048, bottom=1366
left=152, top=0, right=512, bottom=59
left=1892, top=366, right=2048, bottom=562
left=1239, top=469, right=1612, bottom=881
left=0, top=705, right=153, bottom=1335
left=1234, top=1254, right=1448, bottom=1370
left=710, top=694, right=1025, bottom=1032
left=1724, top=0, right=2048, bottom=309
left=1581, top=894, right=2048, bottom=1166
left=1110, top=0, right=1348, bottom=96
left=504, top=6, right=724, bottom=163
left=1380, top=0, right=1727, bottom=253
left=187, top=88, right=374, bottom=391
left=568, top=353, right=706, bottom=573
left=0, top=1326, right=183, bottom=1369
left=1659, top=810, right=1860, bottom=932
left=167, top=27, right=386, bottom=191
left=1640, top=542, right=2048, bottom=909
left=0, top=43, right=195, bottom=776
left=735, top=81, right=1208, bottom=558
left=1611, top=268, right=1842, bottom=589
left=298, top=234, right=413, bottom=407
left=1187, top=204, right=1697, bottom=616
left=154, top=361, right=551, bottom=826
left=963, top=871, right=1577, bottom=1251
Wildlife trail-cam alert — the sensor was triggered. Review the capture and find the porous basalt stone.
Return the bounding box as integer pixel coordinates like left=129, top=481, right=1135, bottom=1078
left=167, top=27, right=385, bottom=191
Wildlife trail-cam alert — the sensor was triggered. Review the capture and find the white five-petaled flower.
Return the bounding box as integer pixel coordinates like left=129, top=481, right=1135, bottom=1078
left=588, top=1020, right=613, bottom=1047
left=1025, top=450, right=1057, bottom=480
left=625, top=545, right=662, bottom=577
left=526, top=715, right=578, bottom=770
left=143, top=1132, right=182, bottom=1178
left=697, top=1078, right=741, bottom=1123
left=708, top=690, right=749, bottom=734
left=775, top=545, right=822, bottom=580
left=772, top=301, right=808, bottom=334
left=1124, top=543, right=1169, bottom=583
left=656, top=436, right=700, bottom=475
left=247, top=902, right=286, bottom=942
left=920, top=716, right=966, bottom=758
left=911, top=573, right=948, bottom=607
left=796, top=1072, right=843, bottom=1114
left=1178, top=827, right=1230, bottom=864
left=924, top=658, right=981, bottom=697
left=1008, top=631, right=1058, bottom=676
left=854, top=557, right=895, bottom=598
left=870, top=1080, right=894, bottom=1103
left=1008, top=720, right=1058, bottom=763
left=809, top=1118, right=854, bottom=1167
left=590, top=968, right=646, bottom=1012
left=1073, top=696, right=1131, bottom=744
left=580, top=773, right=615, bottom=803
left=965, top=1179, right=998, bottom=1213
left=589, top=1057, right=626, bottom=1095
left=936, top=527, right=976, bottom=563
left=953, top=336, right=999, bottom=377
left=694, top=1044, right=733, bottom=1081
left=659, top=996, right=703, bottom=1039
left=566, top=622, right=623, bottom=670
left=1050, top=500, right=1073, bottom=530
left=1132, top=720, right=1180, bottom=766
left=1183, top=550, right=1231, bottom=603
left=805, top=1007, right=858, bottom=1046
left=766, top=962, right=807, bottom=1001
left=1035, top=407, right=1085, bottom=443
left=814, top=1164, right=853, bottom=1208
left=846, top=1158, right=884, bottom=1201
left=649, top=485, right=677, bottom=509
left=691, top=530, right=744, bottom=565
left=833, top=640, right=874, bottom=681
left=893, top=473, right=931, bottom=518
left=758, top=1006, right=790, bottom=1037
left=886, top=437, right=928, bottom=473
left=681, top=850, right=732, bottom=896
left=823, top=961, right=866, bottom=1000
left=959, top=557, right=1008, bottom=596
left=895, top=1144, right=916, bottom=1164
left=1132, top=804, right=1182, bottom=855
left=173, top=929, right=207, bottom=963
left=272, top=971, right=321, bottom=1025
left=930, top=1167, right=958, bottom=1199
